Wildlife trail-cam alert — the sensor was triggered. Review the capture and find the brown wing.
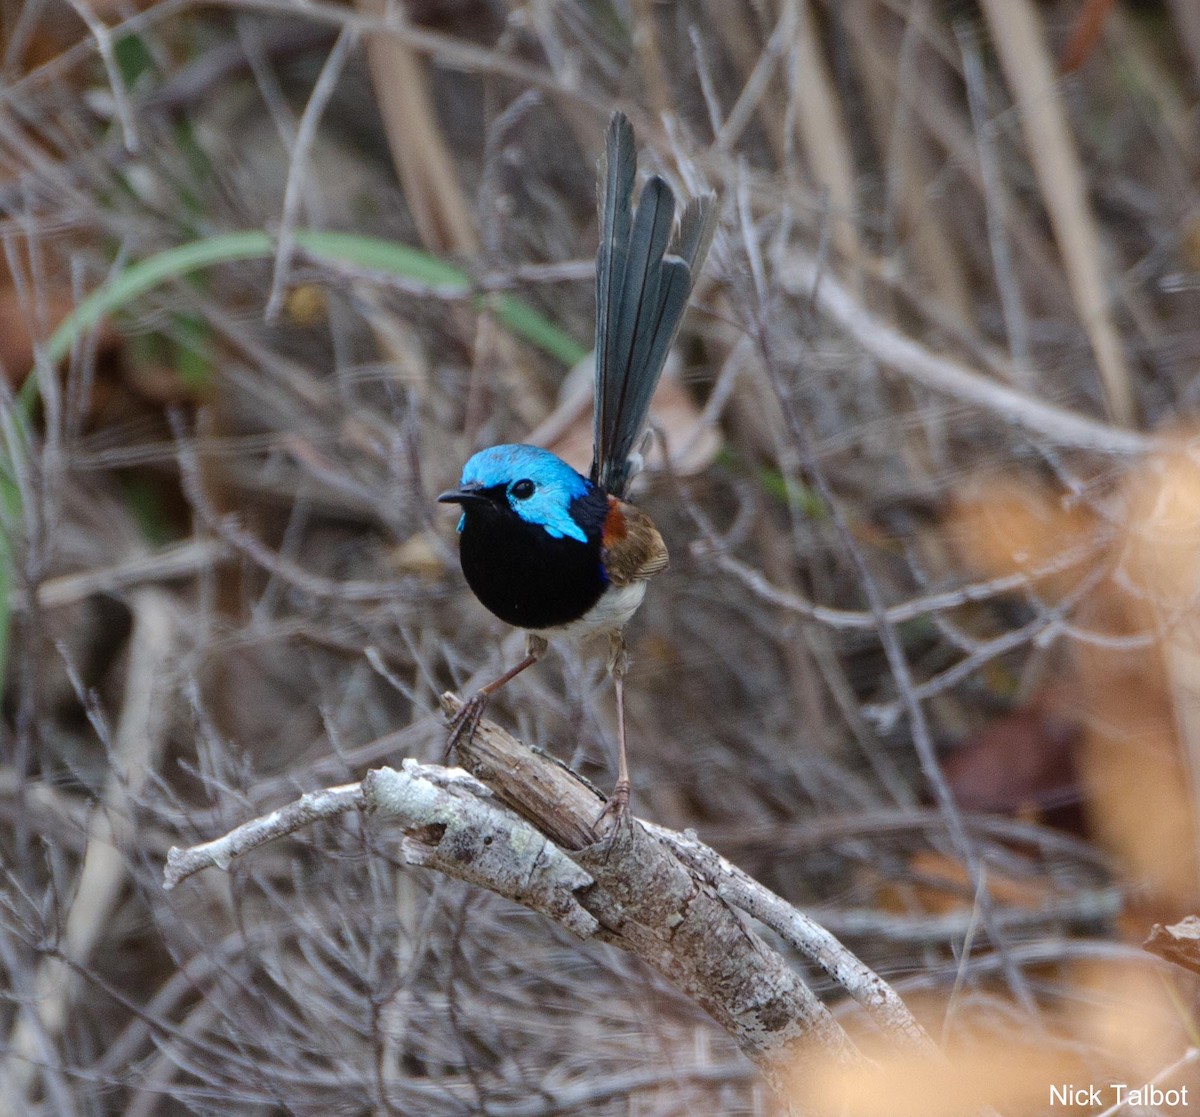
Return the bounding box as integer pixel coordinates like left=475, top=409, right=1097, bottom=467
left=601, top=497, right=669, bottom=586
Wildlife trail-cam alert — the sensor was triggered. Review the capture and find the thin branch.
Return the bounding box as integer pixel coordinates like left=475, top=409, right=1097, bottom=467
left=62, top=0, right=140, bottom=154
left=265, top=25, right=359, bottom=321
left=169, top=409, right=425, bottom=603
left=10, top=538, right=230, bottom=612
left=744, top=255, right=1041, bottom=1016
left=705, top=543, right=1084, bottom=629
left=957, top=21, right=1031, bottom=381
left=165, top=781, right=366, bottom=887
left=861, top=613, right=1051, bottom=729
left=778, top=250, right=1147, bottom=455
left=2, top=590, right=177, bottom=1114
left=980, top=0, right=1134, bottom=425
left=205, top=0, right=602, bottom=111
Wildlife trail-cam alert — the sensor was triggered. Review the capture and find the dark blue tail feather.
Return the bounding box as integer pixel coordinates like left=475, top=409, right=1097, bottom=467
left=590, top=113, right=716, bottom=498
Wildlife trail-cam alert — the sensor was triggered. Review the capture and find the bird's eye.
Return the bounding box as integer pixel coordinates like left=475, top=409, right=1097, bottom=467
left=510, top=479, right=535, bottom=500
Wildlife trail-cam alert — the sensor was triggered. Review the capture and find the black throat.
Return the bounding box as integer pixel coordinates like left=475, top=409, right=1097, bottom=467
left=456, top=487, right=609, bottom=630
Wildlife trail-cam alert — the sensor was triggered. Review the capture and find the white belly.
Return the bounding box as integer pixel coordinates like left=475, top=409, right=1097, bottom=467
left=536, top=582, right=647, bottom=641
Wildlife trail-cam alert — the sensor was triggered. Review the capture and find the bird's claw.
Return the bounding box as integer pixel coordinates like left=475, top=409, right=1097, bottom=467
left=446, top=691, right=488, bottom=761
left=593, top=778, right=634, bottom=848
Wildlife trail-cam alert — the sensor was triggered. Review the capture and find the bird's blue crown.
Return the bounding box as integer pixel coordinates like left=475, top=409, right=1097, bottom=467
left=458, top=444, right=595, bottom=544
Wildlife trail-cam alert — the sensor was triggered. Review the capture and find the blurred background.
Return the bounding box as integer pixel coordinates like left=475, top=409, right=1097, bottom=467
left=4, top=0, right=1200, bottom=1112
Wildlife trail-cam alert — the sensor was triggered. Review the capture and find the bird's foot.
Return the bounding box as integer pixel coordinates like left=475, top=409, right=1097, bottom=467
left=445, top=691, right=488, bottom=761
left=593, top=778, right=633, bottom=846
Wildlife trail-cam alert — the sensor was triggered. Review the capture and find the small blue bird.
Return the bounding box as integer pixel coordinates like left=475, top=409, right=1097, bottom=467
left=439, top=113, right=716, bottom=825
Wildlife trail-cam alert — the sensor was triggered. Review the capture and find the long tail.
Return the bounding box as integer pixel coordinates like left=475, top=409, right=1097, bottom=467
left=590, top=113, right=717, bottom=499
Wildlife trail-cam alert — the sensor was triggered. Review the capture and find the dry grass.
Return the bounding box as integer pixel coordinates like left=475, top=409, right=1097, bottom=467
left=2, top=0, right=1200, bottom=1113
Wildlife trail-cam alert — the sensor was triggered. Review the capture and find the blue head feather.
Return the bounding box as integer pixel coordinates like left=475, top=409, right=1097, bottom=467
left=459, top=444, right=593, bottom=544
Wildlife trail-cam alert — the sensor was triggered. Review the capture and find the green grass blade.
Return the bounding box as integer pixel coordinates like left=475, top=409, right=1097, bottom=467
left=289, top=230, right=588, bottom=365
left=39, top=229, right=589, bottom=393
left=5, top=229, right=590, bottom=703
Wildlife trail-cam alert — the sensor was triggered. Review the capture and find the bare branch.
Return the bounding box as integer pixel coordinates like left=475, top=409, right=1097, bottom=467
left=2, top=590, right=178, bottom=1115
left=651, top=823, right=937, bottom=1056
left=62, top=0, right=140, bottom=154
left=779, top=250, right=1147, bottom=455
left=164, top=781, right=367, bottom=888
left=265, top=25, right=359, bottom=320
left=163, top=702, right=941, bottom=1107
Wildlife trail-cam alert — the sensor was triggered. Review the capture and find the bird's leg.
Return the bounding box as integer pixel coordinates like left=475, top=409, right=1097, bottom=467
left=447, top=633, right=548, bottom=757
left=595, top=631, right=633, bottom=833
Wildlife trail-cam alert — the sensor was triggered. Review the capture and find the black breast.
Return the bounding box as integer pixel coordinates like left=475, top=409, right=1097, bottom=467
left=457, top=489, right=609, bottom=630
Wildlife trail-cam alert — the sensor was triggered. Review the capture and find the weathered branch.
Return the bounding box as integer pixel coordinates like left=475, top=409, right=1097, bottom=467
left=778, top=249, right=1148, bottom=456
left=165, top=696, right=942, bottom=1109
left=651, top=824, right=937, bottom=1057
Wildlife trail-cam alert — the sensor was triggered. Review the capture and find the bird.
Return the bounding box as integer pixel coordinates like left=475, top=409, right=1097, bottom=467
left=438, top=112, right=716, bottom=828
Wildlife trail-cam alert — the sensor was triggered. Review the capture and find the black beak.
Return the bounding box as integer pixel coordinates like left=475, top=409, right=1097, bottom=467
left=437, top=484, right=488, bottom=506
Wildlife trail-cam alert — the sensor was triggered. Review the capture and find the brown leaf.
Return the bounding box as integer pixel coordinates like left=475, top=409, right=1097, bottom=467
left=1145, top=916, right=1200, bottom=977
left=945, top=703, right=1080, bottom=817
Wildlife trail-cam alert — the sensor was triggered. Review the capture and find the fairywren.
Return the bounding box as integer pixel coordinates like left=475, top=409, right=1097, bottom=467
left=439, top=112, right=715, bottom=825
